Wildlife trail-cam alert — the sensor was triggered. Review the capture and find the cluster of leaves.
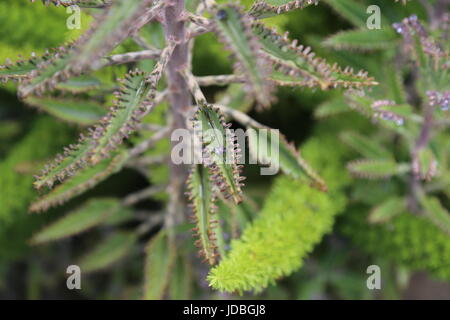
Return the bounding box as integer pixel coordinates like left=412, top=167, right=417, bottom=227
left=0, top=0, right=448, bottom=299
left=314, top=0, right=450, bottom=280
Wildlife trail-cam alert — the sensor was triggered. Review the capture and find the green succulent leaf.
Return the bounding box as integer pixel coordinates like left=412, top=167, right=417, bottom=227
left=187, top=164, right=219, bottom=265
left=323, top=29, right=397, bottom=51
left=34, top=67, right=161, bottom=189
left=18, top=45, right=77, bottom=98
left=247, top=128, right=327, bottom=191
left=39, top=0, right=112, bottom=8
left=215, top=83, right=254, bottom=113
left=169, top=252, right=193, bottom=300
left=322, top=0, right=370, bottom=27
left=144, top=230, right=176, bottom=300
left=347, top=159, right=409, bottom=179
left=0, top=52, right=48, bottom=83
left=213, top=4, right=273, bottom=108
left=19, top=0, right=158, bottom=97
left=340, top=131, right=393, bottom=160
left=368, top=197, right=406, bottom=224
left=71, top=0, right=157, bottom=73
left=79, top=232, right=137, bottom=273
left=252, top=22, right=377, bottom=90
left=24, top=96, right=106, bottom=125
left=314, top=95, right=350, bottom=118
left=30, top=151, right=128, bottom=212
left=420, top=196, right=450, bottom=236
left=88, top=69, right=156, bottom=164
left=30, top=198, right=120, bottom=244
left=249, top=0, right=319, bottom=19
left=193, top=104, right=244, bottom=204
left=55, top=75, right=105, bottom=93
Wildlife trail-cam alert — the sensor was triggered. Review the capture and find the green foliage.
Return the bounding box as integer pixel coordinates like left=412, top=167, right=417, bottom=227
left=0, top=116, right=74, bottom=259
left=78, top=232, right=137, bottom=273
left=342, top=207, right=450, bottom=281
left=213, top=4, right=273, bottom=107
left=0, top=0, right=448, bottom=300
left=30, top=198, right=122, bottom=244
left=144, top=230, right=176, bottom=300
left=23, top=96, right=106, bottom=125
left=208, top=136, right=350, bottom=293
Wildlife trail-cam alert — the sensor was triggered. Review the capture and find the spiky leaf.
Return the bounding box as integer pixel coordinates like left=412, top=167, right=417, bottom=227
left=323, top=29, right=397, bottom=51
left=39, top=0, right=112, bottom=8
left=187, top=164, right=219, bottom=265
left=340, top=131, right=392, bottom=159
left=0, top=52, right=47, bottom=83
left=30, top=151, right=128, bottom=212
left=368, top=197, right=406, bottom=224
left=30, top=198, right=120, bottom=244
left=169, top=253, right=193, bottom=300
left=88, top=70, right=156, bottom=164
left=144, top=230, right=176, bottom=300
left=71, top=0, right=157, bottom=73
left=247, top=128, right=327, bottom=191
left=193, top=104, right=244, bottom=204
left=253, top=22, right=377, bottom=90
left=420, top=196, right=450, bottom=236
left=347, top=159, right=409, bottom=179
left=79, top=232, right=137, bottom=273
left=213, top=4, right=273, bottom=108
left=249, top=0, right=319, bottom=19
left=34, top=68, right=158, bottom=189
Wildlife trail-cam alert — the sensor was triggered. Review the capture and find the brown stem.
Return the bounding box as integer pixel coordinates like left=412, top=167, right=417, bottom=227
left=163, top=0, right=191, bottom=237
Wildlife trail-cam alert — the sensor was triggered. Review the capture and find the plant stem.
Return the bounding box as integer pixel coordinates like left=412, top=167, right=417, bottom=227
left=163, top=0, right=191, bottom=237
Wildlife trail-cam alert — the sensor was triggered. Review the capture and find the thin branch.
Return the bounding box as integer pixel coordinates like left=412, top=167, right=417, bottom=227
left=136, top=211, right=165, bottom=235
left=196, top=74, right=245, bottom=86
left=127, top=154, right=167, bottom=167
left=181, top=69, right=207, bottom=105
left=122, top=184, right=167, bottom=206
left=138, top=123, right=165, bottom=131
left=132, top=35, right=158, bottom=51
left=213, top=104, right=268, bottom=129
left=130, top=0, right=165, bottom=35
left=102, top=49, right=161, bottom=67
left=129, top=127, right=171, bottom=158
left=187, top=12, right=211, bottom=28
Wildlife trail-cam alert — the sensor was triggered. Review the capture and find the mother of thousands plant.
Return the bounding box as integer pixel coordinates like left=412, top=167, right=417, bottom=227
left=0, top=0, right=377, bottom=296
